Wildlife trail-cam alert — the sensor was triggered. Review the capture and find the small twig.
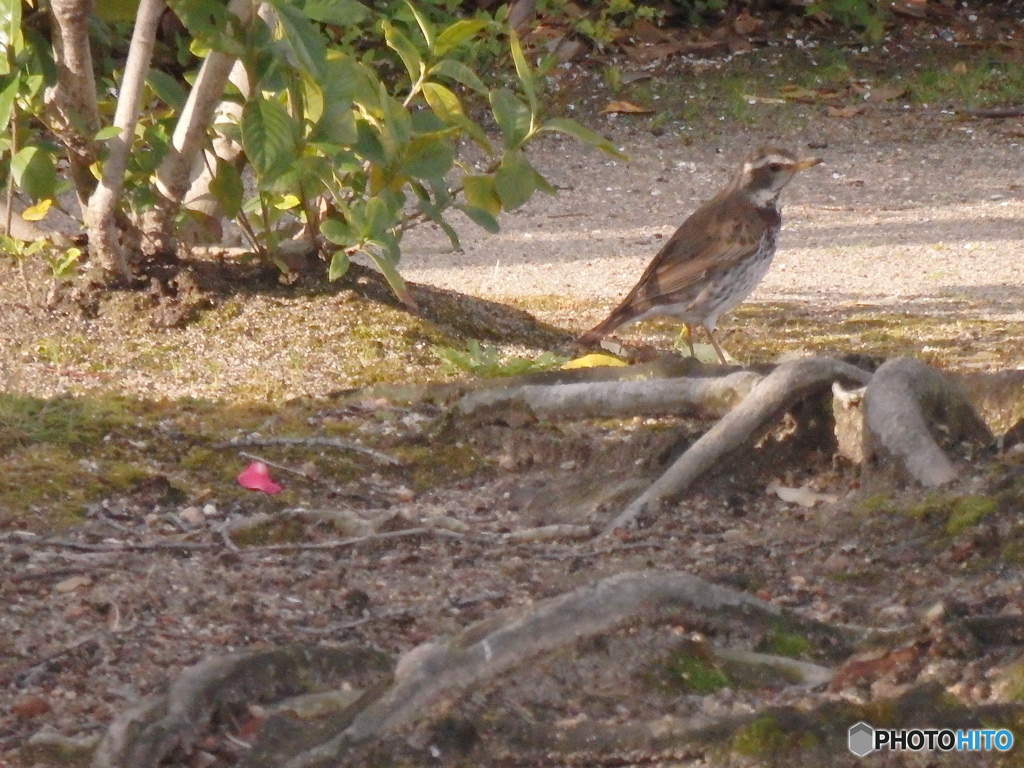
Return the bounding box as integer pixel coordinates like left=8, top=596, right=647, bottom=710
left=539, top=541, right=665, bottom=560
left=217, top=521, right=240, bottom=552
left=238, top=451, right=314, bottom=479
left=7, top=632, right=103, bottom=688
left=6, top=565, right=115, bottom=584
left=36, top=538, right=218, bottom=553
left=292, top=607, right=414, bottom=634
left=216, top=436, right=401, bottom=466
left=964, top=107, right=1024, bottom=118
left=234, top=526, right=476, bottom=554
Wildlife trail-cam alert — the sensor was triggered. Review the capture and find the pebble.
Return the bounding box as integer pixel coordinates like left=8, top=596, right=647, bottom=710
left=179, top=506, right=205, bottom=526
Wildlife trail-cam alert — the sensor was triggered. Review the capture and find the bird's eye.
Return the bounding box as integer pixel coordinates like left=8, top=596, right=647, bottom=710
left=768, top=163, right=783, bottom=172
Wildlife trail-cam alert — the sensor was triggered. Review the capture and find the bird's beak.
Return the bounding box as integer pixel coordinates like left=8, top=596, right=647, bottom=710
left=792, top=157, right=823, bottom=171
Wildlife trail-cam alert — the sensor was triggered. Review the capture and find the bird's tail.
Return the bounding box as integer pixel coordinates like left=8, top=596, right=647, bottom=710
left=579, top=305, right=637, bottom=346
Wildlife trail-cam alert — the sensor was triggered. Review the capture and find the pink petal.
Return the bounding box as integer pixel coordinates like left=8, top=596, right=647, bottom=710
left=237, top=461, right=282, bottom=494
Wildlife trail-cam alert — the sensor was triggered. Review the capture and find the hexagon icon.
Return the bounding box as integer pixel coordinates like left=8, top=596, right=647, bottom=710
left=848, top=722, right=875, bottom=756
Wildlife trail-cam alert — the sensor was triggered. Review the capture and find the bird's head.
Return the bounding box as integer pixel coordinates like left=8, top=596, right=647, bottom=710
left=736, top=148, right=822, bottom=207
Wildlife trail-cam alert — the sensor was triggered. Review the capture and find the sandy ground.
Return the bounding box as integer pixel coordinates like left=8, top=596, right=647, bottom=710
left=400, top=117, right=1024, bottom=327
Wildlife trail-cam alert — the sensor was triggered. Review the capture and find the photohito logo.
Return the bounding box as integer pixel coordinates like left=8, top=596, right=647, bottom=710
left=848, top=722, right=1014, bottom=756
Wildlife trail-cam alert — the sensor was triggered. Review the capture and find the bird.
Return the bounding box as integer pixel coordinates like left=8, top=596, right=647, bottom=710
left=580, top=147, right=822, bottom=364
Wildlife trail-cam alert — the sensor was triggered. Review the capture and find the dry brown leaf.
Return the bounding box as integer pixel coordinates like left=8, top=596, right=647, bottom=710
left=827, top=105, right=866, bottom=118
left=55, top=574, right=93, bottom=593
left=624, top=42, right=683, bottom=65
left=891, top=0, right=929, bottom=19
left=733, top=12, right=763, bottom=36
left=601, top=100, right=654, bottom=115
left=779, top=84, right=828, bottom=103
left=629, top=17, right=673, bottom=44
left=865, top=84, right=908, bottom=103
left=952, top=61, right=968, bottom=75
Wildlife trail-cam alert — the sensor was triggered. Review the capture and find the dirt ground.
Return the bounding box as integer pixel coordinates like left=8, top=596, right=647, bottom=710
left=3, top=8, right=1024, bottom=767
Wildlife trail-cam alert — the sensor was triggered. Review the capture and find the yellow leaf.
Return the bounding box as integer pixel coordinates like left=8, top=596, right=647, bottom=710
left=21, top=199, right=52, bottom=221
left=601, top=100, right=654, bottom=115
left=561, top=353, right=627, bottom=369
left=275, top=194, right=301, bottom=210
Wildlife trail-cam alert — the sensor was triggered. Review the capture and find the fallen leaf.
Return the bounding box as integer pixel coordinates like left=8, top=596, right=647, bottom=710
left=54, top=575, right=93, bottom=593
left=826, top=105, right=866, bottom=118
left=237, top=462, right=283, bottom=495
left=601, top=100, right=654, bottom=115
left=13, top=694, right=51, bottom=719
left=561, top=353, right=627, bottom=369
left=22, top=199, right=52, bottom=221
left=865, top=84, right=908, bottom=103
left=745, top=94, right=787, bottom=105
left=624, top=42, right=684, bottom=66
left=952, top=61, right=968, bottom=75
left=768, top=481, right=838, bottom=507
left=733, top=12, right=763, bottom=35
left=779, top=84, right=831, bottom=103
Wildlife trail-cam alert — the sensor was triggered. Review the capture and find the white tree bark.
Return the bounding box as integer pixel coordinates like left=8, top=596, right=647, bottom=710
left=85, top=0, right=166, bottom=281
left=155, top=0, right=256, bottom=204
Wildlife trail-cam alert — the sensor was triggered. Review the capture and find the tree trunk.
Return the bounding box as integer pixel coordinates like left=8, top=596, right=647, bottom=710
left=85, top=0, right=166, bottom=283
left=45, top=0, right=101, bottom=212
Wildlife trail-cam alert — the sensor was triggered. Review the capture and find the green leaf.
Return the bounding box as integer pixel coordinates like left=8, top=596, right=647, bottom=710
left=377, top=89, right=412, bottom=160
left=321, top=217, right=356, bottom=246
left=11, top=146, right=57, bottom=201
left=170, top=0, right=246, bottom=56
left=271, top=0, right=328, bottom=80
left=508, top=30, right=536, bottom=115
left=20, top=28, right=57, bottom=89
left=0, top=73, right=19, bottom=133
left=360, top=196, right=395, bottom=239
left=353, top=120, right=386, bottom=165
left=382, top=20, right=423, bottom=85
left=94, top=125, right=122, bottom=141
left=402, top=133, right=454, bottom=180
left=364, top=238, right=417, bottom=310
left=488, top=88, right=531, bottom=150
left=94, top=0, right=141, bottom=22
left=328, top=250, right=350, bottom=281
left=540, top=117, right=626, bottom=158
left=421, top=82, right=491, bottom=153
left=210, top=158, right=244, bottom=218
left=0, top=0, right=24, bottom=68
left=146, top=69, right=188, bottom=110
left=428, top=59, right=487, bottom=95
left=462, top=174, right=501, bottom=216
left=301, top=70, right=324, bottom=124
left=241, top=95, right=300, bottom=182
left=457, top=204, right=500, bottom=233
left=311, top=97, right=357, bottom=145
left=300, top=0, right=368, bottom=26
left=494, top=150, right=537, bottom=210
left=434, top=19, right=486, bottom=57
left=405, top=0, right=435, bottom=53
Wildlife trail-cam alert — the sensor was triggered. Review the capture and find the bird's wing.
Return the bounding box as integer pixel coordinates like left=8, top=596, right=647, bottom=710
left=625, top=200, right=768, bottom=306
left=580, top=195, right=771, bottom=342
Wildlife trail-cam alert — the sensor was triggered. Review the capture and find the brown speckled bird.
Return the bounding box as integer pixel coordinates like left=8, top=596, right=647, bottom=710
left=580, top=147, right=822, bottom=363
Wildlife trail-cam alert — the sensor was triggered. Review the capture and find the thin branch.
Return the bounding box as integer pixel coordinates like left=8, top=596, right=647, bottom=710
left=216, top=436, right=401, bottom=466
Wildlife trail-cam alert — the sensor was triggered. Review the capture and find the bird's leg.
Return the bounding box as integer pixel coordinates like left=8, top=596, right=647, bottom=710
left=684, top=323, right=696, bottom=357
left=702, top=325, right=729, bottom=365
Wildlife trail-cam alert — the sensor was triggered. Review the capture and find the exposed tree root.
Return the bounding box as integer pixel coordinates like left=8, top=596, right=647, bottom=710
left=603, top=357, right=872, bottom=534
left=92, top=644, right=392, bottom=768
left=456, top=370, right=763, bottom=421
left=270, top=569, right=852, bottom=768
left=862, top=357, right=994, bottom=488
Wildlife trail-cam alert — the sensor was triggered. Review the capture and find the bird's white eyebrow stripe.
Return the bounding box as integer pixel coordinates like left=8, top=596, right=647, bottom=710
left=747, top=153, right=795, bottom=171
